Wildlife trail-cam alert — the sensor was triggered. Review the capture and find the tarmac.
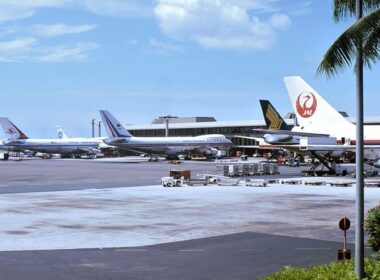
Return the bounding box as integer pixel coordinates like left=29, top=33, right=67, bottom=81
left=0, top=158, right=378, bottom=279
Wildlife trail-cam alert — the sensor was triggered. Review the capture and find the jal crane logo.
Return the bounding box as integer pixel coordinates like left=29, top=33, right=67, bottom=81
left=296, top=92, right=317, bottom=118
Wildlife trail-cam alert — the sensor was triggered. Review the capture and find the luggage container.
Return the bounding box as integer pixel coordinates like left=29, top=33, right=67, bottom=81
left=233, top=164, right=240, bottom=176
left=262, top=163, right=270, bottom=174
left=269, top=163, right=280, bottom=175
left=242, top=164, right=250, bottom=176
left=216, top=165, right=229, bottom=177
left=170, top=170, right=191, bottom=180
left=251, top=163, right=259, bottom=175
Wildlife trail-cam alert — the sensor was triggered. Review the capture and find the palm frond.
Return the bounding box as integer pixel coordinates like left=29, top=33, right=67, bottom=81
left=333, top=0, right=356, bottom=22
left=333, top=0, right=380, bottom=21
left=318, top=8, right=380, bottom=77
left=362, top=26, right=380, bottom=68
left=364, top=0, right=380, bottom=13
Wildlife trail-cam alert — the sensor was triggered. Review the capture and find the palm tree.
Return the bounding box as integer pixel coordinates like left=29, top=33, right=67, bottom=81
left=318, top=1, right=380, bottom=278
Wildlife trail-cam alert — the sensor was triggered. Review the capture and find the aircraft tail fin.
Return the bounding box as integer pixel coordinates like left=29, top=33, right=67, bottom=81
left=99, top=110, right=133, bottom=138
left=259, top=100, right=291, bottom=130
left=56, top=126, right=68, bottom=139
left=283, top=76, right=354, bottom=133
left=0, top=117, right=29, bottom=140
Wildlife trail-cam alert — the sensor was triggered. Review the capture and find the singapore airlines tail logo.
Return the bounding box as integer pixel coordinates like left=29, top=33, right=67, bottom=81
left=266, top=104, right=283, bottom=130
left=296, top=92, right=317, bottom=118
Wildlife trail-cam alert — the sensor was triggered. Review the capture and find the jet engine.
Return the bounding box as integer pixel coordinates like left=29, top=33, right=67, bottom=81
left=201, top=147, right=218, bottom=156
left=263, top=134, right=295, bottom=144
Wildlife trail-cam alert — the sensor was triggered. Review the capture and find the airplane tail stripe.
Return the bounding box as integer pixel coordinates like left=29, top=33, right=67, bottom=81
left=0, top=117, right=28, bottom=140
left=103, top=113, right=117, bottom=137
left=99, top=110, right=132, bottom=138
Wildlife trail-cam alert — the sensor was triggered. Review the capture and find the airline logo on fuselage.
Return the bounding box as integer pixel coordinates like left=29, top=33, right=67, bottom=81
left=296, top=92, right=317, bottom=118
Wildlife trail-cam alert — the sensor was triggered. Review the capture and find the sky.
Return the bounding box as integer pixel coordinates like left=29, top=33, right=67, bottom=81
left=0, top=0, right=379, bottom=138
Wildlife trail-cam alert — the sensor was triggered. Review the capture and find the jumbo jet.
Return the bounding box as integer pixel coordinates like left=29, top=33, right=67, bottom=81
left=99, top=110, right=233, bottom=158
left=280, top=76, right=380, bottom=162
left=284, top=76, right=380, bottom=141
left=0, top=117, right=103, bottom=155
left=256, top=99, right=330, bottom=145
left=257, top=99, right=355, bottom=162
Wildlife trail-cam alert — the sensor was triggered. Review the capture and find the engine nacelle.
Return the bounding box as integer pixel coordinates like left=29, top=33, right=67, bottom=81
left=203, top=147, right=218, bottom=156
left=263, top=134, right=295, bottom=144
left=374, top=159, right=380, bottom=168
left=166, top=148, right=184, bottom=156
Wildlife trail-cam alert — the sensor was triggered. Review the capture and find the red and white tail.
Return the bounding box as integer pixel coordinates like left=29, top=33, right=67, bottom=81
left=283, top=76, right=355, bottom=138
left=0, top=117, right=28, bottom=140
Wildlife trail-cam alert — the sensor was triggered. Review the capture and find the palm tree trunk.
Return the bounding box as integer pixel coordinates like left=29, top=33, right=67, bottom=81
left=355, top=0, right=364, bottom=278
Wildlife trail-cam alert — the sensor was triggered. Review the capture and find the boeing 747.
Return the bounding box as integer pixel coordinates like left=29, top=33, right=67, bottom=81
left=99, top=110, right=233, bottom=158
left=0, top=117, right=103, bottom=155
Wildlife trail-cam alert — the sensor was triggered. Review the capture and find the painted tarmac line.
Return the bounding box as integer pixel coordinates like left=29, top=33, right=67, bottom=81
left=178, top=249, right=206, bottom=252
left=296, top=248, right=332, bottom=250
left=113, top=249, right=148, bottom=252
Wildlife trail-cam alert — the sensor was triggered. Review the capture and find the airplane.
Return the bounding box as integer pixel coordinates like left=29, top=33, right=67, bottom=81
left=260, top=98, right=358, bottom=157
left=256, top=99, right=331, bottom=145
left=0, top=117, right=104, bottom=155
left=284, top=76, right=380, bottom=142
left=0, top=139, right=17, bottom=152
left=99, top=110, right=233, bottom=158
left=278, top=76, right=380, bottom=165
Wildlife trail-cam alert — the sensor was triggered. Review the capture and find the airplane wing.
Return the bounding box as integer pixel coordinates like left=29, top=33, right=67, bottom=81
left=70, top=147, right=100, bottom=154
left=252, top=129, right=330, bottom=137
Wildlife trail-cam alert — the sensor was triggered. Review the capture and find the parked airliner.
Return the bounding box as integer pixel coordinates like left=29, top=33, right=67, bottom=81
left=0, top=117, right=103, bottom=155
left=282, top=76, right=380, bottom=161
left=99, top=110, right=233, bottom=158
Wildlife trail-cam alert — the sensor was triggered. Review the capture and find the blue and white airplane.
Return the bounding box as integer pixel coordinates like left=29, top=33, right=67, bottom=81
left=100, top=110, right=233, bottom=158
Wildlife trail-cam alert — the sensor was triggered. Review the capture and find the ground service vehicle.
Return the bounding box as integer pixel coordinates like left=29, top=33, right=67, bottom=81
left=161, top=177, right=183, bottom=187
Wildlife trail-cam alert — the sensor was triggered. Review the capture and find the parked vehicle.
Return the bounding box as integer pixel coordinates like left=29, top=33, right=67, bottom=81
left=161, top=177, right=183, bottom=187
left=187, top=178, right=208, bottom=186
left=286, top=159, right=300, bottom=167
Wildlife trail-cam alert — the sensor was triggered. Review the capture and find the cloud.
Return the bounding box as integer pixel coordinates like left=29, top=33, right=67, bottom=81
left=32, top=23, right=97, bottom=37
left=270, top=13, right=291, bottom=31
left=35, top=42, right=99, bottom=62
left=148, top=38, right=185, bottom=55
left=0, top=0, right=69, bottom=21
left=126, top=38, right=139, bottom=46
left=0, top=37, right=36, bottom=52
left=0, top=1, right=157, bottom=20
left=82, top=0, right=155, bottom=18
left=0, top=38, right=98, bottom=62
left=290, top=1, right=313, bottom=16
left=0, top=37, right=37, bottom=61
left=154, top=0, right=291, bottom=51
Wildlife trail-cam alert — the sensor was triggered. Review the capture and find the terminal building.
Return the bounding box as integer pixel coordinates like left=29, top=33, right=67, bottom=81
left=126, top=115, right=296, bottom=155
left=124, top=113, right=380, bottom=156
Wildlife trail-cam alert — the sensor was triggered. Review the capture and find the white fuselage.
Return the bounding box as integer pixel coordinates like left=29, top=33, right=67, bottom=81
left=104, top=134, right=233, bottom=156
left=2, top=137, right=104, bottom=154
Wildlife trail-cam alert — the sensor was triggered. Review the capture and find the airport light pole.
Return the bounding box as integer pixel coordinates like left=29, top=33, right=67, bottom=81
left=91, top=118, right=96, bottom=138
left=98, top=121, right=102, bottom=137
left=165, top=118, right=169, bottom=137
left=355, top=0, right=364, bottom=277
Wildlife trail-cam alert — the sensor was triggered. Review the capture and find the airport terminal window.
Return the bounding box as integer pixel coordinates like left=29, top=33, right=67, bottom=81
left=145, top=130, right=155, bottom=136
left=196, top=128, right=205, bottom=135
